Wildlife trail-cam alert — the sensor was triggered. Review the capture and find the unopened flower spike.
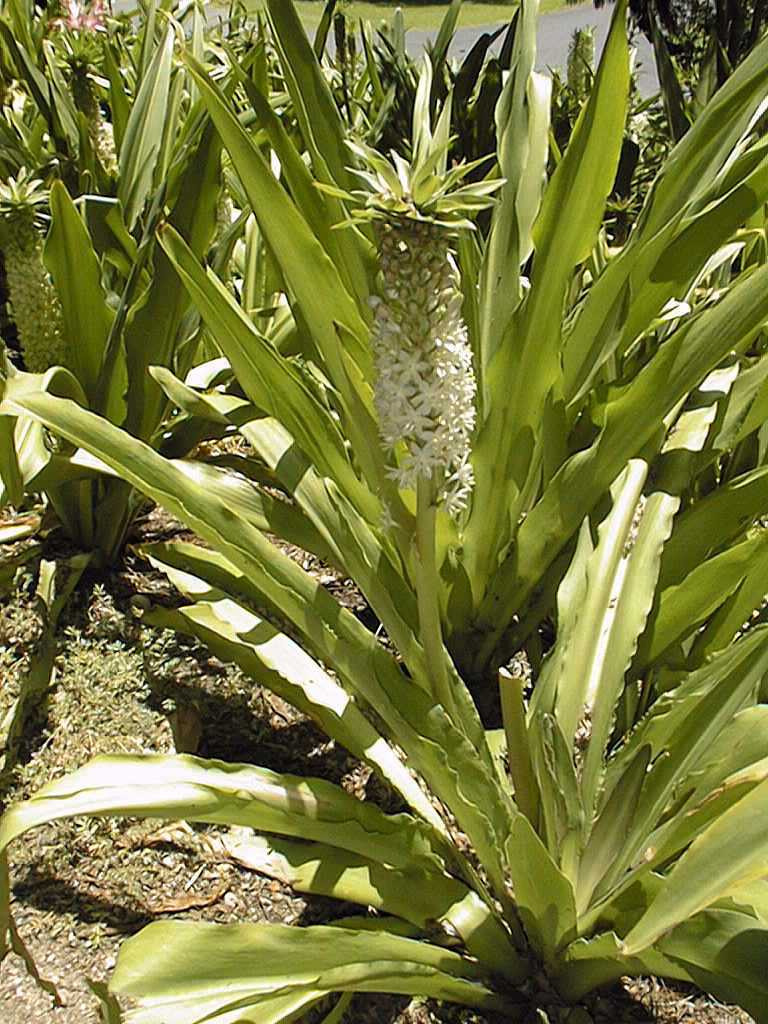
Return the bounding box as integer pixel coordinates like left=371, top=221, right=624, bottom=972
left=0, top=173, right=67, bottom=373
left=50, top=2, right=117, bottom=174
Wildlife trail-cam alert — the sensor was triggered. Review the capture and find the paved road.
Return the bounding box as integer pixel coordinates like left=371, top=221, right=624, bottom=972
left=114, top=1, right=658, bottom=95
left=407, top=4, right=658, bottom=94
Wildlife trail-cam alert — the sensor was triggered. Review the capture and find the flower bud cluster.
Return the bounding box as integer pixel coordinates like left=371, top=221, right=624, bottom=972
left=93, top=119, right=118, bottom=174
left=50, top=0, right=107, bottom=34
left=2, top=214, right=67, bottom=373
left=71, top=65, right=117, bottom=174
left=215, top=189, right=234, bottom=238
left=370, top=220, right=476, bottom=517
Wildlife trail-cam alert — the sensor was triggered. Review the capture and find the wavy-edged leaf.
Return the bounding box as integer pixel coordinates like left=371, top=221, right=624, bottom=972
left=0, top=753, right=444, bottom=873
left=223, top=831, right=525, bottom=980
left=550, top=460, right=647, bottom=750
left=222, top=412, right=424, bottom=671
left=480, top=263, right=768, bottom=653
left=108, top=920, right=514, bottom=1023
left=529, top=713, right=583, bottom=884
left=676, top=706, right=768, bottom=798
left=189, top=392, right=472, bottom=747
left=639, top=751, right=768, bottom=875
left=622, top=778, right=768, bottom=955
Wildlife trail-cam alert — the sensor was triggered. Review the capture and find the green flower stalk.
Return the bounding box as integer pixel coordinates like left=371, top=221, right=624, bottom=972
left=333, top=60, right=502, bottom=711
left=0, top=176, right=66, bottom=373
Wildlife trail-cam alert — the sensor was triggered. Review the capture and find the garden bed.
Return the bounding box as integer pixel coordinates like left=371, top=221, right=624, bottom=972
left=0, top=509, right=755, bottom=1024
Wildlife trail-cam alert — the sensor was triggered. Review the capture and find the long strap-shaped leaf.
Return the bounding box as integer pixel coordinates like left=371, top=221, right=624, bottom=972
left=654, top=884, right=768, bottom=1022
left=181, top=54, right=371, bottom=384
left=44, top=182, right=114, bottom=406
left=136, top=562, right=444, bottom=833
left=639, top=729, right=768, bottom=874
left=687, top=542, right=768, bottom=665
left=257, top=1, right=372, bottom=307
left=138, top=422, right=337, bottom=565
left=476, top=0, right=547, bottom=388
left=553, top=928, right=690, bottom=1003
left=178, top=59, right=391, bottom=514
left=221, top=831, right=525, bottom=981
left=584, top=626, right=768, bottom=915
left=118, top=26, right=174, bottom=231
left=622, top=776, right=768, bottom=955
left=147, top=539, right=518, bottom=901
left=0, top=365, right=89, bottom=503
left=124, top=120, right=222, bottom=442
left=564, top=144, right=768, bottom=404
left=237, top=72, right=372, bottom=309
left=107, top=920, right=517, bottom=1023
left=463, top=0, right=629, bottom=595
left=657, top=464, right=768, bottom=588
left=157, top=225, right=378, bottom=522
left=537, top=460, right=648, bottom=749
left=265, top=0, right=353, bottom=195
left=635, top=530, right=768, bottom=671
left=640, top=33, right=768, bottom=238
left=478, top=262, right=768, bottom=664
left=565, top=375, right=738, bottom=910
left=192, top=391, right=495, bottom=772
left=0, top=393, right=518, bottom=905
left=0, top=754, right=444, bottom=874
left=578, top=366, right=739, bottom=805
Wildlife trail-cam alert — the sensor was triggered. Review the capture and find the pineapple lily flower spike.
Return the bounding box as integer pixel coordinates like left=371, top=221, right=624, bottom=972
left=319, top=59, right=503, bottom=715
left=324, top=59, right=504, bottom=520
